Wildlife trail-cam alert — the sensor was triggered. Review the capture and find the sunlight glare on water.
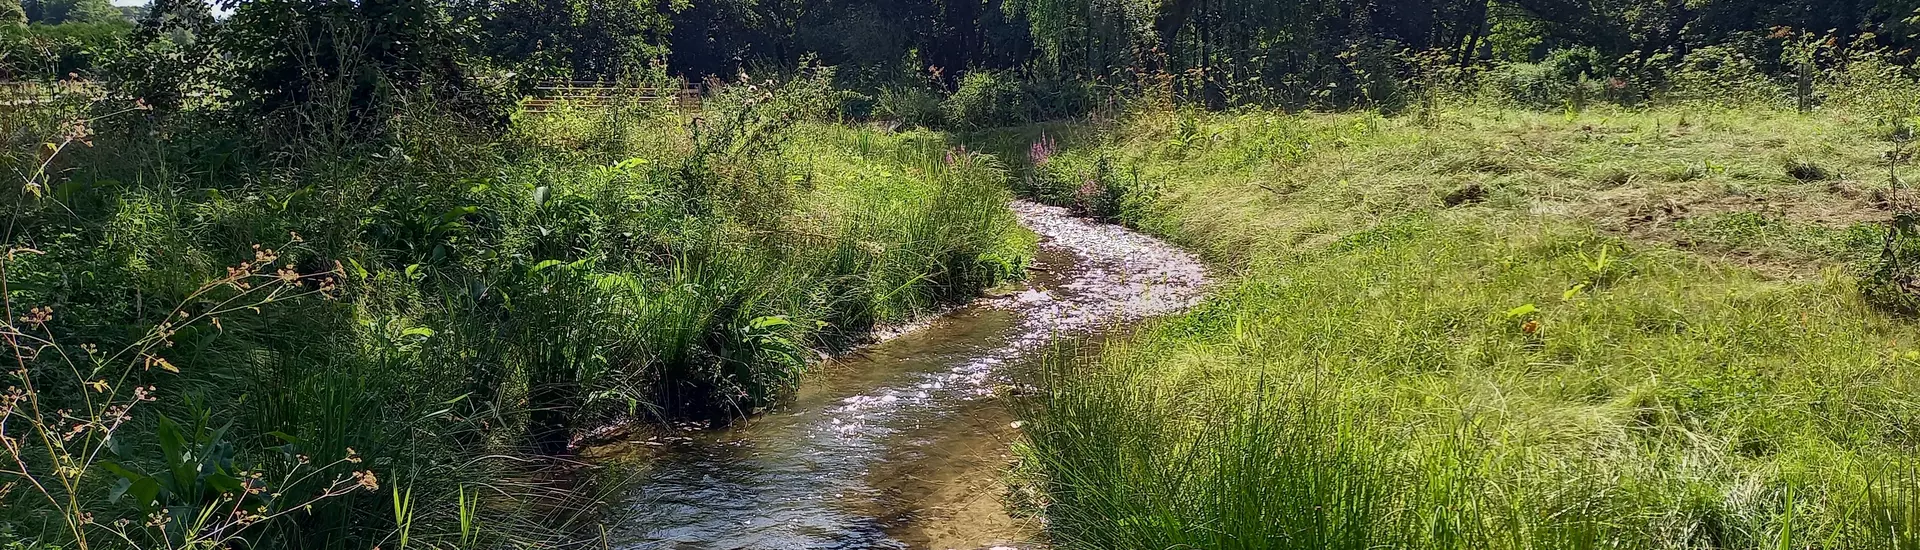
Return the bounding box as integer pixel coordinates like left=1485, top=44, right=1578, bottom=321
left=608, top=201, right=1206, bottom=550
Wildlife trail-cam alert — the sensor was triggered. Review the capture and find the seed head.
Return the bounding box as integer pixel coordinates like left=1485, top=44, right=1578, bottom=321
left=20, top=306, right=52, bottom=326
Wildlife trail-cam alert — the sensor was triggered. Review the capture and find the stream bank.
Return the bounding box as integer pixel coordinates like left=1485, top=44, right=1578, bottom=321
left=593, top=201, right=1207, bottom=549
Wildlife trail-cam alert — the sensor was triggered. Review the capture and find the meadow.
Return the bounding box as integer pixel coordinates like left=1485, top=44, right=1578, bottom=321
left=986, top=88, right=1920, bottom=547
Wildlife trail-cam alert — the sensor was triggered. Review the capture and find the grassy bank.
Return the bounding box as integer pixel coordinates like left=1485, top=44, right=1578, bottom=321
left=0, top=80, right=1027, bottom=549
left=984, top=104, right=1920, bottom=548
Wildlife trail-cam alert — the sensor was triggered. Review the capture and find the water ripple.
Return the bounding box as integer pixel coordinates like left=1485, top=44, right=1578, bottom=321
left=610, top=201, right=1207, bottom=550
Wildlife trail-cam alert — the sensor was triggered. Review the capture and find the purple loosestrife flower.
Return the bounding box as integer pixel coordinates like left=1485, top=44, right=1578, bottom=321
left=1029, top=134, right=1058, bottom=165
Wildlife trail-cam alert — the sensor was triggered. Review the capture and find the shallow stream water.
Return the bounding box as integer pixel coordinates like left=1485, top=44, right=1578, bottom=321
left=596, top=202, right=1207, bottom=550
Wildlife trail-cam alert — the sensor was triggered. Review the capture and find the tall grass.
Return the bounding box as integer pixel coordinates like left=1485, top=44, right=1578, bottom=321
left=1026, top=355, right=1402, bottom=550
left=1025, top=218, right=1920, bottom=549
left=995, top=101, right=1920, bottom=549
left=0, top=71, right=1027, bottom=548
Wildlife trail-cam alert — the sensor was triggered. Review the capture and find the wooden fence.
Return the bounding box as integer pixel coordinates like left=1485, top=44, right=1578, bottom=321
left=0, top=81, right=103, bottom=107
left=0, top=80, right=705, bottom=112
left=521, top=80, right=702, bottom=113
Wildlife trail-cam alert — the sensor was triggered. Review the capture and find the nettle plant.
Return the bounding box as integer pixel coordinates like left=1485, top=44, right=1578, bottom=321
left=0, top=116, right=371, bottom=550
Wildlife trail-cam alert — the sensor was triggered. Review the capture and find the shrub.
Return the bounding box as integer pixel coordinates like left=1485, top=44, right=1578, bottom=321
left=874, top=85, right=944, bottom=129
left=0, top=20, right=129, bottom=79
left=946, top=70, right=1029, bottom=130
left=1023, top=141, right=1154, bottom=226
left=1664, top=43, right=1791, bottom=108
left=1480, top=48, right=1608, bottom=109
left=1025, top=75, right=1095, bottom=121
left=1863, top=145, right=1920, bottom=314
left=1335, top=38, right=1418, bottom=112
left=1863, top=213, right=1920, bottom=314
left=1820, top=41, right=1920, bottom=121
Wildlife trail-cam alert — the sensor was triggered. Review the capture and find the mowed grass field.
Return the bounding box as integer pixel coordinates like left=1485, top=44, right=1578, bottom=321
left=982, top=104, right=1920, bottom=549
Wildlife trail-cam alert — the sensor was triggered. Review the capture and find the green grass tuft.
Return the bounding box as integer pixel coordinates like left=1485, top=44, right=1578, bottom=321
left=990, top=103, right=1920, bottom=549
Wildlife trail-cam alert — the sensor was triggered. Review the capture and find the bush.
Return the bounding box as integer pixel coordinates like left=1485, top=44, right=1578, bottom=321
left=1480, top=47, right=1609, bottom=109
left=1862, top=213, right=1920, bottom=314
left=1334, top=38, right=1418, bottom=112
left=1820, top=43, right=1920, bottom=121
left=0, top=20, right=129, bottom=79
left=946, top=70, right=1029, bottom=130
left=1021, top=139, right=1154, bottom=226
left=1663, top=43, right=1790, bottom=108
left=874, top=85, right=944, bottom=129
left=1025, top=75, right=1095, bottom=121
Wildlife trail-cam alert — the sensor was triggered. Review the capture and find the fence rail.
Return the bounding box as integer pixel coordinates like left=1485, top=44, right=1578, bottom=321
left=0, top=81, right=104, bottom=106
left=521, top=81, right=702, bottom=113
left=0, top=80, right=705, bottom=112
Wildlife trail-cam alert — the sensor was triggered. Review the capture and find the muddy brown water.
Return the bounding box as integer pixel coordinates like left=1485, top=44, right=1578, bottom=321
left=595, top=202, right=1207, bottom=550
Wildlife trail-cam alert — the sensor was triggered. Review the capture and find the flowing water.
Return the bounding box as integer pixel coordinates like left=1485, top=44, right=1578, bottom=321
left=596, top=202, right=1207, bottom=550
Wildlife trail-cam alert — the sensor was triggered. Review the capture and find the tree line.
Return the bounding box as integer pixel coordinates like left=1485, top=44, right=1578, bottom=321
left=4, top=0, right=1916, bottom=117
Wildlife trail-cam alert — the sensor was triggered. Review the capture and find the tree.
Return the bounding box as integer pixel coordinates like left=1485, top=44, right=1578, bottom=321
left=467, top=0, right=675, bottom=80
left=120, top=0, right=507, bottom=137
left=23, top=0, right=121, bottom=24
left=2, top=0, right=25, bottom=26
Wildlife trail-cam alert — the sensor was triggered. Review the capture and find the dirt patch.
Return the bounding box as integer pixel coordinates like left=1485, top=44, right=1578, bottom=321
left=1588, top=180, right=1887, bottom=277
left=1442, top=182, right=1488, bottom=206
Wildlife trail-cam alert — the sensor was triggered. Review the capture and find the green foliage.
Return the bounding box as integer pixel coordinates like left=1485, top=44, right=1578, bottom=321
left=874, top=85, right=944, bottom=129
left=1480, top=47, right=1612, bottom=109
left=469, top=0, right=673, bottom=80
left=1, top=0, right=24, bottom=26
left=0, top=65, right=1025, bottom=548
left=0, top=20, right=129, bottom=79
left=1022, top=73, right=1096, bottom=120
left=946, top=70, right=1029, bottom=130
left=21, top=0, right=116, bottom=24
left=1864, top=212, right=1920, bottom=313
left=985, top=0, right=1919, bottom=112
left=120, top=0, right=509, bottom=139
left=8, top=0, right=1920, bottom=548
left=1862, top=123, right=1919, bottom=315
left=1023, top=146, right=1154, bottom=225
left=1821, top=39, right=1920, bottom=121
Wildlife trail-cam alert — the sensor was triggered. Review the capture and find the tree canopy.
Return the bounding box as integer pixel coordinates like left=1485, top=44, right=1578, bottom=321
left=5, top=0, right=1914, bottom=119
left=23, top=0, right=120, bottom=24
left=2, top=0, right=25, bottom=26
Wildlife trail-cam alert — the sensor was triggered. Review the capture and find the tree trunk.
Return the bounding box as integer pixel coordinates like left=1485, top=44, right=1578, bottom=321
left=1458, top=0, right=1491, bottom=67
left=1154, top=0, right=1200, bottom=70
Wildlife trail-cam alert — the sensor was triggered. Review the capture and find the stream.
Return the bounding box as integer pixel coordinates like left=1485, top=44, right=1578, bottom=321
left=595, top=201, right=1208, bottom=549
